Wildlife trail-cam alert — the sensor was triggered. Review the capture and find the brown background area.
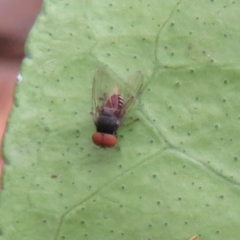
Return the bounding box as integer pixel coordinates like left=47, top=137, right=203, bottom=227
left=0, top=0, right=43, bottom=188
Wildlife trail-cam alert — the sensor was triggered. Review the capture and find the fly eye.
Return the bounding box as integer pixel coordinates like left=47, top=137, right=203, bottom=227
left=92, top=133, right=117, bottom=147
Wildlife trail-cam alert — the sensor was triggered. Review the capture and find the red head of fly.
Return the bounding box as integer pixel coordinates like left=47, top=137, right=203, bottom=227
left=91, top=66, right=143, bottom=148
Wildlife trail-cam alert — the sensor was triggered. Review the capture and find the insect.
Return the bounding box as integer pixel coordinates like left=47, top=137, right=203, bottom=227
left=91, top=66, right=143, bottom=148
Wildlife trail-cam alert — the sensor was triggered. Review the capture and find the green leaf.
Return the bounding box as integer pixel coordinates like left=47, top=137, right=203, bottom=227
left=1, top=0, right=240, bottom=239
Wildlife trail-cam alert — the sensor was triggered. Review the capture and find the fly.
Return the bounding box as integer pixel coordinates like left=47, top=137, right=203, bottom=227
left=91, top=66, right=143, bottom=148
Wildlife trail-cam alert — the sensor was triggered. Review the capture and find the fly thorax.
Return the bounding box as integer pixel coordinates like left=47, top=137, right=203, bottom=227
left=96, top=110, right=119, bottom=134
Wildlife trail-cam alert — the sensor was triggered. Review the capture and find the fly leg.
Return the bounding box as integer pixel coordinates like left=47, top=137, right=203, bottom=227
left=122, top=117, right=140, bottom=126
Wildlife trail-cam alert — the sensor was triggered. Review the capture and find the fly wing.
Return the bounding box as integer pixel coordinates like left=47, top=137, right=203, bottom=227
left=92, top=66, right=143, bottom=122
left=92, top=66, right=120, bottom=122
left=120, top=71, right=144, bottom=114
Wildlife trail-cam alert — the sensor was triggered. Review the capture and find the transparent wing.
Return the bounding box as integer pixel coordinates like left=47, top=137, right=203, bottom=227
left=92, top=66, right=143, bottom=122
left=92, top=66, right=119, bottom=122
left=120, top=70, right=143, bottom=113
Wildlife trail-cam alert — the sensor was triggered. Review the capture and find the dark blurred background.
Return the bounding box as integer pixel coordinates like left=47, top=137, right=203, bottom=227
left=0, top=0, right=43, bottom=187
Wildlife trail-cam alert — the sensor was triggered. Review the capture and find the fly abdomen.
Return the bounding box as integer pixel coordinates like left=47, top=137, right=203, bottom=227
left=118, top=95, right=124, bottom=109
left=104, top=94, right=124, bottom=110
